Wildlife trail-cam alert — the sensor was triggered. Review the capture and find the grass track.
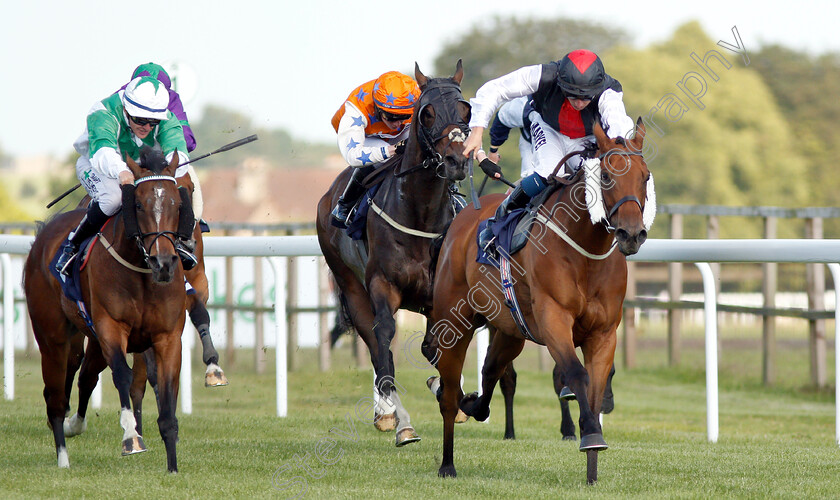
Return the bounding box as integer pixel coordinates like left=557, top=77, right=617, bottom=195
left=1, top=326, right=838, bottom=499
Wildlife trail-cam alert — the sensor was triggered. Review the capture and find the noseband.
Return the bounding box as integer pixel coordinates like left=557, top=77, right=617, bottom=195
left=395, top=79, right=471, bottom=178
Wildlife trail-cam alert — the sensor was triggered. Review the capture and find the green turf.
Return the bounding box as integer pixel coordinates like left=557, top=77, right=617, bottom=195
left=1, top=322, right=838, bottom=499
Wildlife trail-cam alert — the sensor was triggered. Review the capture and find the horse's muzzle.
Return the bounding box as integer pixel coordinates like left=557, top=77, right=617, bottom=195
left=148, top=254, right=180, bottom=284
left=444, top=154, right=468, bottom=181
left=615, top=227, right=647, bottom=256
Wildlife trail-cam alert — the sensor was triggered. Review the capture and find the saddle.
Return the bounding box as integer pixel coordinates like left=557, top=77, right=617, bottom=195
left=475, top=184, right=559, bottom=269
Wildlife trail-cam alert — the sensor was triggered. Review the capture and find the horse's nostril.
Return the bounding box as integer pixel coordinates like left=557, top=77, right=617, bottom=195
left=616, top=228, right=630, bottom=241
left=638, top=230, right=648, bottom=244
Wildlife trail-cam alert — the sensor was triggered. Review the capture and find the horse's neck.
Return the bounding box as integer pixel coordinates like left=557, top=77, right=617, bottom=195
left=545, top=186, right=614, bottom=256
left=104, top=216, right=143, bottom=266
left=383, top=153, right=451, bottom=225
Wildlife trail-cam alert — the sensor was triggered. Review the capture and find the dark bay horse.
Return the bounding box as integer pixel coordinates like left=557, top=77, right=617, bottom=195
left=316, top=61, right=470, bottom=446
left=427, top=119, right=652, bottom=483
left=24, top=149, right=188, bottom=472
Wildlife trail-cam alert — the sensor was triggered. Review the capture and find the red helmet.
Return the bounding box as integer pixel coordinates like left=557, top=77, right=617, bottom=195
left=557, top=50, right=606, bottom=99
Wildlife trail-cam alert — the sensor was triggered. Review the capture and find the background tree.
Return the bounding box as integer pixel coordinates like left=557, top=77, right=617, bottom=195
left=433, top=17, right=629, bottom=192
left=192, top=104, right=332, bottom=167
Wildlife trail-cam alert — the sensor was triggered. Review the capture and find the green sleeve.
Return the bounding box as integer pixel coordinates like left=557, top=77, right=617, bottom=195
left=156, top=112, right=188, bottom=157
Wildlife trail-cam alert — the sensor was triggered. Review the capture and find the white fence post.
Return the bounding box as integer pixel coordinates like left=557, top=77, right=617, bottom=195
left=695, top=263, right=719, bottom=443
left=268, top=257, right=288, bottom=417
left=826, top=263, right=840, bottom=446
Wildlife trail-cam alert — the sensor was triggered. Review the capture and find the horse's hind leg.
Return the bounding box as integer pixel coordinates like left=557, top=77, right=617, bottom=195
left=28, top=277, right=74, bottom=467
left=460, top=331, right=524, bottom=424
left=498, top=361, right=517, bottom=440
left=185, top=269, right=228, bottom=387
left=65, top=339, right=107, bottom=438
left=130, top=352, right=148, bottom=437
left=62, top=333, right=85, bottom=419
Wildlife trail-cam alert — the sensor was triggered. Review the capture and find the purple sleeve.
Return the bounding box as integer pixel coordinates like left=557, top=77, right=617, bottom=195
left=168, top=90, right=197, bottom=152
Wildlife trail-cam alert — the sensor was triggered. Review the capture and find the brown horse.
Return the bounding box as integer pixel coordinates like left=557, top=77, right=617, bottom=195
left=427, top=119, right=651, bottom=483
left=316, top=61, right=470, bottom=446
left=24, top=148, right=188, bottom=472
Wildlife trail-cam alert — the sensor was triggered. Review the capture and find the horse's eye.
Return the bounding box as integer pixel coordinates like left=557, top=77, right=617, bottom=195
left=135, top=202, right=143, bottom=211
left=601, top=171, right=610, bottom=183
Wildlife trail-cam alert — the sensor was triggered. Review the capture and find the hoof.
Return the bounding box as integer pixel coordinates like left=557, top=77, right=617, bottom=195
left=204, top=364, right=229, bottom=387
left=63, top=414, right=86, bottom=437
left=579, top=433, right=608, bottom=451
left=438, top=464, right=457, bottom=478
left=395, top=427, right=421, bottom=447
left=460, top=392, right=489, bottom=421
left=562, top=435, right=577, bottom=441
left=374, top=412, right=396, bottom=432
left=455, top=409, right=470, bottom=424
left=558, top=386, right=576, bottom=401
left=121, top=436, right=147, bottom=456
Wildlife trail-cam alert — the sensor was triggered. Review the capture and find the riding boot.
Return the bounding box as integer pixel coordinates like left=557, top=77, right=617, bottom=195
left=477, top=176, right=542, bottom=252
left=175, top=237, right=198, bottom=271
left=331, top=166, right=375, bottom=229
left=56, top=202, right=109, bottom=276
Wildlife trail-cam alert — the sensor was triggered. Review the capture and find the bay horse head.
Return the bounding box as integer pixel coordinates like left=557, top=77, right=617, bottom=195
left=124, top=147, right=188, bottom=283
left=589, top=117, right=653, bottom=256
left=409, top=60, right=471, bottom=181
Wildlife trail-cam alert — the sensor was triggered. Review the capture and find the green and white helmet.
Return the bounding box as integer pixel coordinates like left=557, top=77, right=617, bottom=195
left=122, top=76, right=168, bottom=120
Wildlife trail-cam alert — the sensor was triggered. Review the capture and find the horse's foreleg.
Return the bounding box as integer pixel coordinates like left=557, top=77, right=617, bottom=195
left=369, top=278, right=417, bottom=445
left=65, top=339, right=106, bottom=438
left=581, top=333, right=617, bottom=419
left=539, top=309, right=605, bottom=451
left=152, top=332, right=182, bottom=473
left=98, top=327, right=147, bottom=457
left=433, top=316, right=475, bottom=478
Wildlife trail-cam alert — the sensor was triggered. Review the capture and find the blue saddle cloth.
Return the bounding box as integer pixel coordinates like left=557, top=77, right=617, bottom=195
left=347, top=184, right=382, bottom=241
left=476, top=208, right=528, bottom=268
left=50, top=235, right=98, bottom=334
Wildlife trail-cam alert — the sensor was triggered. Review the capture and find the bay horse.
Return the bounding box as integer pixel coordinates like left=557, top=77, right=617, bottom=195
left=316, top=61, right=470, bottom=446
left=24, top=148, right=188, bottom=472
left=426, top=118, right=652, bottom=483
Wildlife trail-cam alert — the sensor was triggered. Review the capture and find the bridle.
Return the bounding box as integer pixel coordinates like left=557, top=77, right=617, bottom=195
left=395, top=79, right=471, bottom=179
left=598, top=149, right=645, bottom=230
left=122, top=174, right=184, bottom=268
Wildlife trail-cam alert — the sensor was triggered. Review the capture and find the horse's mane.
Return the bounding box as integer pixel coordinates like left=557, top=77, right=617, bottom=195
left=139, top=146, right=167, bottom=174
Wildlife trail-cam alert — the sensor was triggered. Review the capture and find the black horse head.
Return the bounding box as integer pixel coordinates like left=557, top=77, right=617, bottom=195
left=409, top=60, right=471, bottom=182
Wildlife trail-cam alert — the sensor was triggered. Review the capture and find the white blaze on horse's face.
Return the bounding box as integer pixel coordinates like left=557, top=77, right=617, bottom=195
left=448, top=129, right=466, bottom=143
left=153, top=187, right=165, bottom=229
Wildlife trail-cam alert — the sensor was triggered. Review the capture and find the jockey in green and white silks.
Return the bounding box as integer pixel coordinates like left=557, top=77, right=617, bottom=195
left=56, top=76, right=195, bottom=275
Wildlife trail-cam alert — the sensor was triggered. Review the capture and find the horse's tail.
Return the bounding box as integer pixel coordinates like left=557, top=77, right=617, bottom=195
left=329, top=276, right=356, bottom=348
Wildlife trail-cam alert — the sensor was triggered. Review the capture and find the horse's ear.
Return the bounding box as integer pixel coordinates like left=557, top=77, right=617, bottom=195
left=453, top=59, right=463, bottom=85
left=125, top=155, right=143, bottom=178
left=593, top=120, right=611, bottom=152
left=630, top=116, right=646, bottom=151
left=415, top=62, right=428, bottom=89
left=165, top=151, right=180, bottom=177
